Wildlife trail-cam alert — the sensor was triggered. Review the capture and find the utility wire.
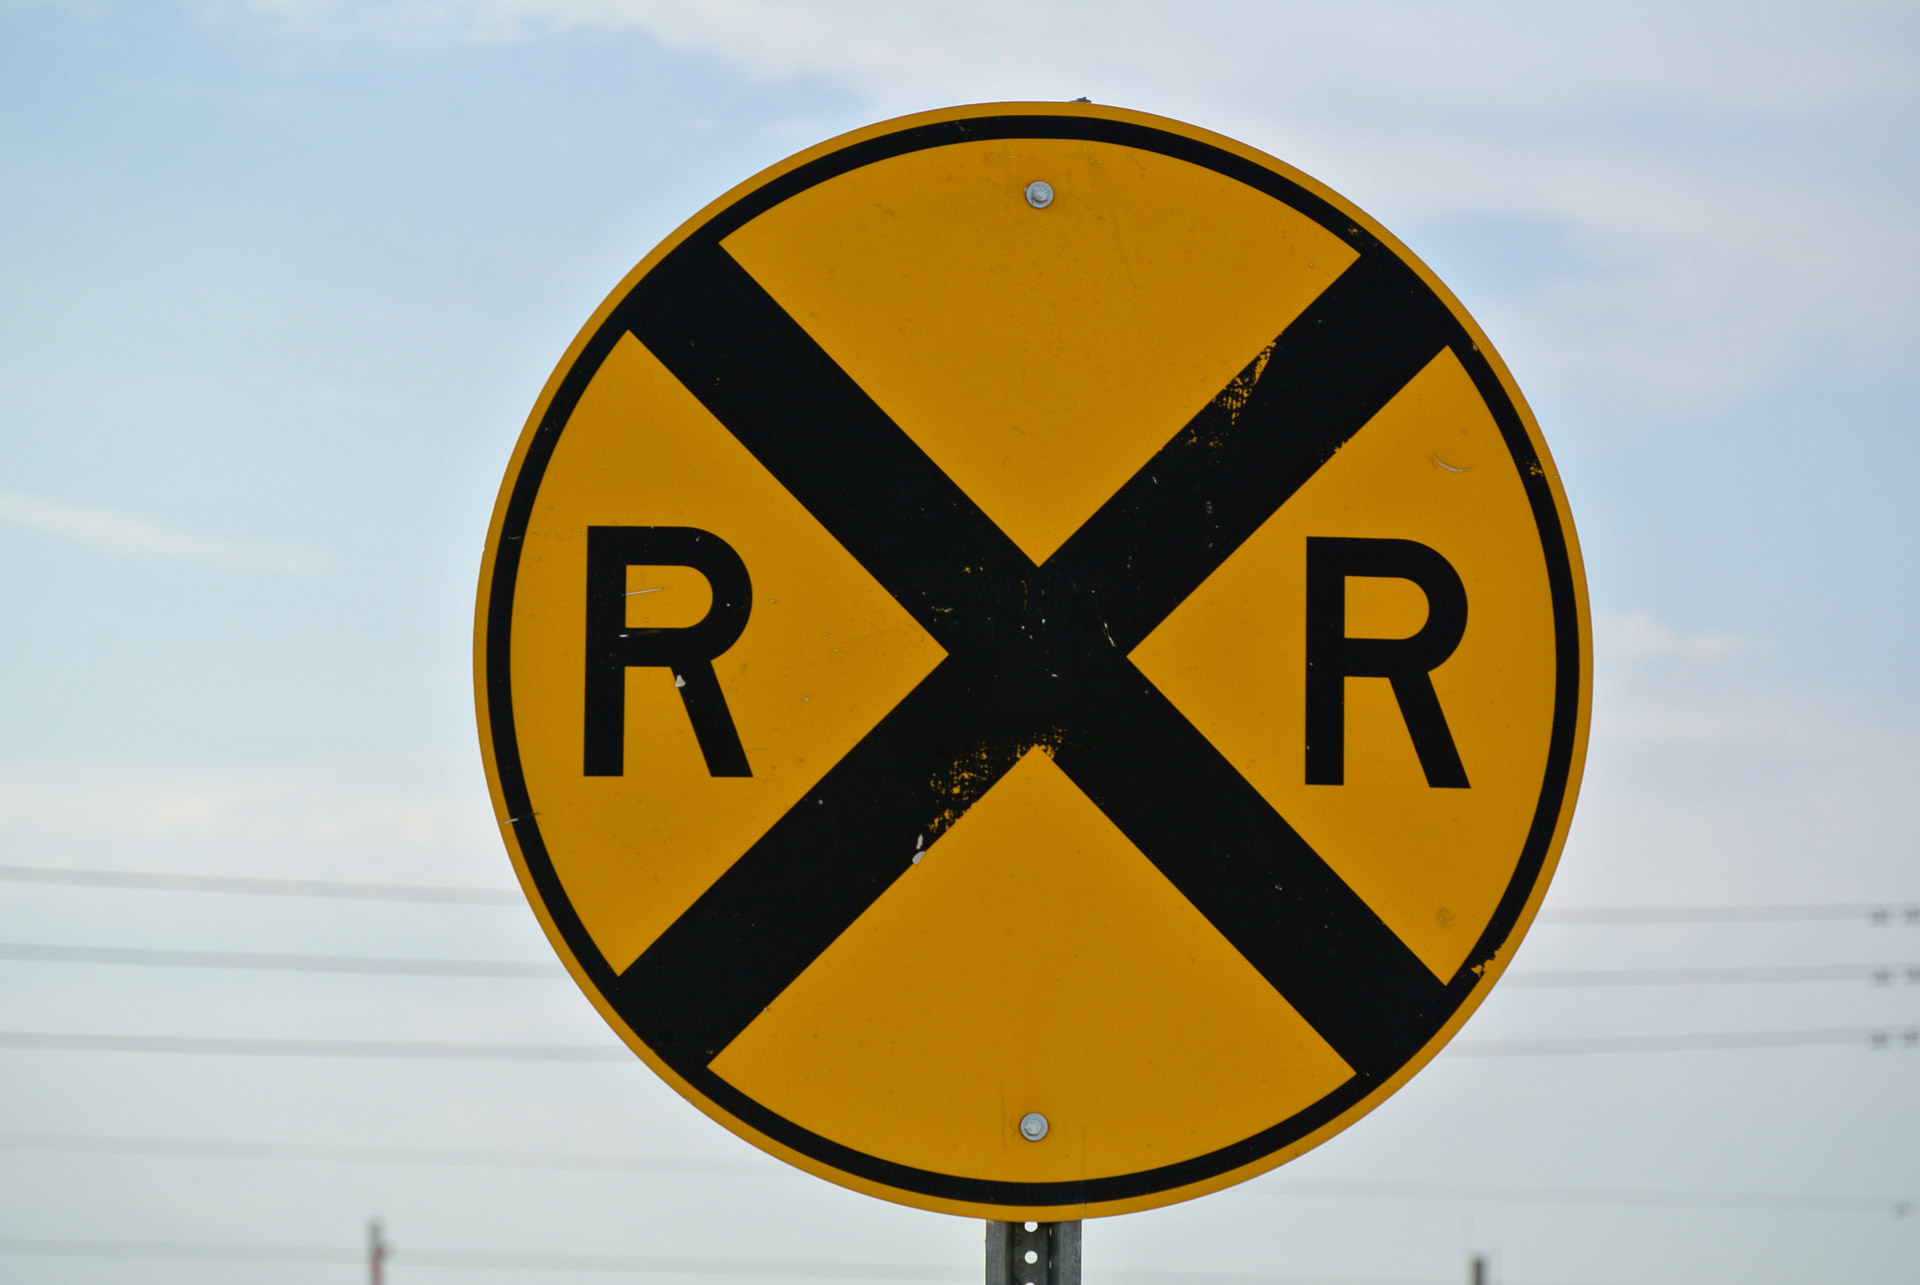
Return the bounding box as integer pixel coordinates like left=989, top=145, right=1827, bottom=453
left=0, top=1032, right=628, bottom=1060
left=5, top=941, right=1915, bottom=988
left=0, top=942, right=560, bottom=978
left=0, top=1132, right=1907, bottom=1217
left=0, top=1132, right=763, bottom=1175
left=1538, top=904, right=1920, bottom=925
left=1451, top=1027, right=1920, bottom=1056
left=1254, top=1178, right=1911, bottom=1216
left=0, top=864, right=520, bottom=904
left=0, top=1238, right=964, bottom=1278
left=0, top=1238, right=359, bottom=1267
left=0, top=1239, right=1478, bottom=1284
left=1502, top=963, right=1920, bottom=987
left=3, top=1027, right=1918, bottom=1061
left=5, top=865, right=1916, bottom=925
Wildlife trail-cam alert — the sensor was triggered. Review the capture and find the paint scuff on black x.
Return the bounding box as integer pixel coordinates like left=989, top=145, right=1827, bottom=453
left=589, top=231, right=1485, bottom=1088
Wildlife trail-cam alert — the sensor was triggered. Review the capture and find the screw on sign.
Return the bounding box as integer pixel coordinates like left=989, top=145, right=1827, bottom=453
left=475, top=101, right=1591, bottom=1246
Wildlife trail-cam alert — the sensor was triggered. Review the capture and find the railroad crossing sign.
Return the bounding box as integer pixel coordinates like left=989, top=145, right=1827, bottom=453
left=475, top=102, right=1590, bottom=1220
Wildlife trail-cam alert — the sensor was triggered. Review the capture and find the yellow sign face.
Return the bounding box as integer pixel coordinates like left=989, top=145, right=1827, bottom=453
left=476, top=103, right=1590, bottom=1220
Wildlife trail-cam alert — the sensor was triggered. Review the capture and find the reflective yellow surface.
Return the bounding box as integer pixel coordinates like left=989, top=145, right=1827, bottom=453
left=1132, top=350, right=1556, bottom=982
left=711, top=747, right=1353, bottom=1181
left=724, top=137, right=1354, bottom=564
left=507, top=334, right=945, bottom=971
left=477, top=100, right=1588, bottom=1219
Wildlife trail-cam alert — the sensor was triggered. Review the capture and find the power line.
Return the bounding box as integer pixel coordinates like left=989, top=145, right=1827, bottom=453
left=357, top=1247, right=969, bottom=1279
left=0, top=1238, right=358, bottom=1266
left=0, top=864, right=521, bottom=904
left=0, top=942, right=559, bottom=978
left=0, top=1238, right=964, bottom=1278
left=0, top=1130, right=761, bottom=1175
left=6, top=942, right=1914, bottom=988
left=1538, top=904, right=1920, bottom=925
left=0, top=1238, right=1581, bottom=1283
left=6, top=864, right=1916, bottom=926
left=1503, top=963, right=1920, bottom=988
left=1256, top=1178, right=1911, bottom=1216
left=1451, top=1027, right=1920, bottom=1056
left=3, top=1026, right=1918, bottom=1062
left=0, top=1032, right=627, bottom=1060
left=0, top=1132, right=1907, bottom=1217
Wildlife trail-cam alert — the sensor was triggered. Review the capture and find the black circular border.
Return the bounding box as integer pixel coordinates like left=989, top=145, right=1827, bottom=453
left=481, top=110, right=1584, bottom=1210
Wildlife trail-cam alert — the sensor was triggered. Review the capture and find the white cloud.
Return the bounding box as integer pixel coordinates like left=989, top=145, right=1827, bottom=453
left=1593, top=700, right=1792, bottom=745
left=0, top=492, right=320, bottom=573
left=217, top=0, right=1920, bottom=416
left=265, top=0, right=1911, bottom=117
left=1596, top=608, right=1761, bottom=661
left=0, top=754, right=500, bottom=882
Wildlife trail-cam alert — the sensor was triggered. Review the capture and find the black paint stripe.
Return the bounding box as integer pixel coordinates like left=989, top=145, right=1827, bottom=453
left=611, top=239, right=1456, bottom=1078
left=483, top=109, right=1585, bottom=1206
left=687, top=116, right=1373, bottom=259
left=610, top=658, right=1034, bottom=1072
left=1448, top=352, right=1585, bottom=989
left=622, top=238, right=1033, bottom=649
left=486, top=319, right=634, bottom=1000
left=1052, top=661, right=1457, bottom=1078
left=1044, top=251, right=1456, bottom=651
left=693, top=1040, right=1378, bottom=1208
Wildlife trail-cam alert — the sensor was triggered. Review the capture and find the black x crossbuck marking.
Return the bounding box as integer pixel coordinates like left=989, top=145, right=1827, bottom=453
left=597, top=234, right=1481, bottom=1088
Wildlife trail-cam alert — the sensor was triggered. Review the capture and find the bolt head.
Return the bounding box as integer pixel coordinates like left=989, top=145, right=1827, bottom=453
left=1019, top=1111, right=1049, bottom=1141
left=1024, top=180, right=1055, bottom=209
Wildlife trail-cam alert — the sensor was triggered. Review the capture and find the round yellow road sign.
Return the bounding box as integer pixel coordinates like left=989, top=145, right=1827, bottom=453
left=475, top=102, right=1590, bottom=1220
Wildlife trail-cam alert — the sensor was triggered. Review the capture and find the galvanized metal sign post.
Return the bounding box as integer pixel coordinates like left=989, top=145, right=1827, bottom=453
left=476, top=101, right=1590, bottom=1256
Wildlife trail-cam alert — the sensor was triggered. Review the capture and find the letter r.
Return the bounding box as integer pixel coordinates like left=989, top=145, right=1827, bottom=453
left=583, top=526, right=752, bottom=778
left=1305, top=536, right=1469, bottom=788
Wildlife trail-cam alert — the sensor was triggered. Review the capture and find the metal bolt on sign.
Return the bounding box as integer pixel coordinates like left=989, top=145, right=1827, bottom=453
left=477, top=98, right=1588, bottom=1227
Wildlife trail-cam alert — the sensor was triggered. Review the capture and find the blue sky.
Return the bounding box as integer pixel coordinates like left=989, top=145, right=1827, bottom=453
left=1, top=3, right=1917, bottom=1283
